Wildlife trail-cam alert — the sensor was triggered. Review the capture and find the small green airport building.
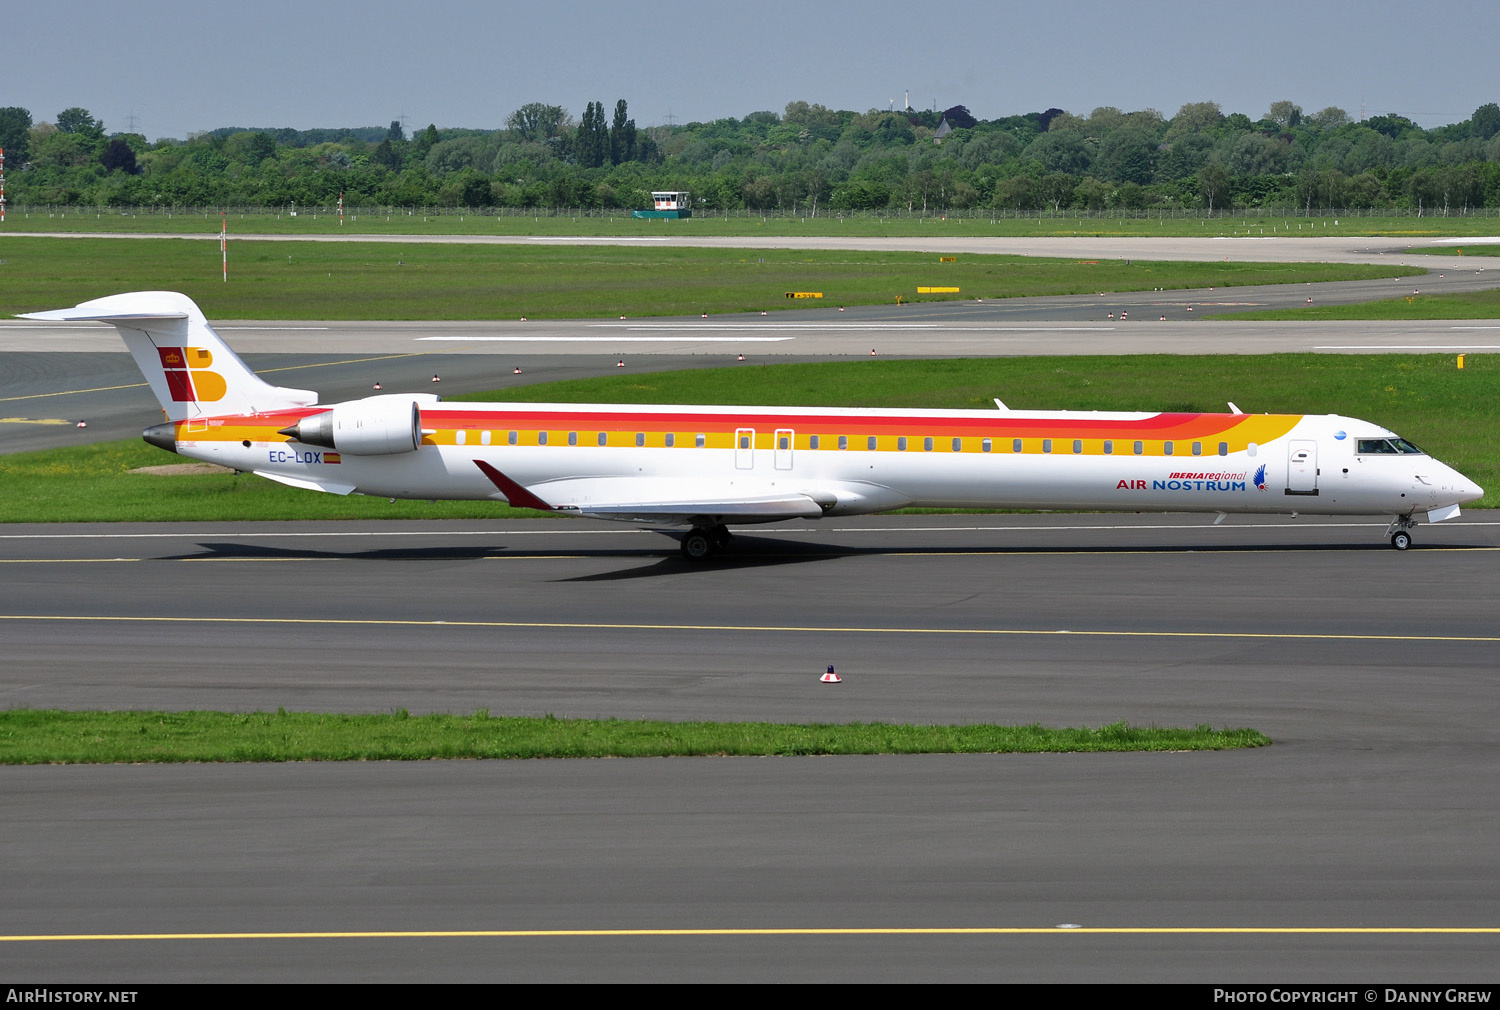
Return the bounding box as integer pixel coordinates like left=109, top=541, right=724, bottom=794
left=633, top=191, right=692, bottom=219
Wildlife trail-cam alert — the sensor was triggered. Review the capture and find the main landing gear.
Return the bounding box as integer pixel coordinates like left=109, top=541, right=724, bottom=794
left=1386, top=515, right=1417, bottom=551
left=680, top=524, right=732, bottom=561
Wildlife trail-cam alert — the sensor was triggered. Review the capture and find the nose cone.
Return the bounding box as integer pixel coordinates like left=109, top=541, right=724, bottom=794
left=1440, top=462, right=1484, bottom=504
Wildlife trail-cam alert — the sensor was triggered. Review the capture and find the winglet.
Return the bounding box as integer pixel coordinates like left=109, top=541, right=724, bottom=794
left=473, top=460, right=555, bottom=511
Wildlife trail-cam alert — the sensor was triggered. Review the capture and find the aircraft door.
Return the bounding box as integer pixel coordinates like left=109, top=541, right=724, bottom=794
left=774, top=428, right=794, bottom=470
left=1286, top=439, right=1318, bottom=495
left=735, top=427, right=755, bottom=470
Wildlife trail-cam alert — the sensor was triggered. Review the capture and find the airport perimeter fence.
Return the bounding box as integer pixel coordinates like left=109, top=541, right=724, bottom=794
left=8, top=204, right=1500, bottom=224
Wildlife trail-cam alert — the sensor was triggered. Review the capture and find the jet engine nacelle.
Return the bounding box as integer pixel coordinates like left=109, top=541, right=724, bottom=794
left=279, top=395, right=437, bottom=455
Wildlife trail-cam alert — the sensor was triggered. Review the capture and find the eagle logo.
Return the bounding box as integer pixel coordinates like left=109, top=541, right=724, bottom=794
left=1253, top=464, right=1268, bottom=491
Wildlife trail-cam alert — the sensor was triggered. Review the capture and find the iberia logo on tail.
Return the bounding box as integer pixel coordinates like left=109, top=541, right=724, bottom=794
left=158, top=346, right=227, bottom=402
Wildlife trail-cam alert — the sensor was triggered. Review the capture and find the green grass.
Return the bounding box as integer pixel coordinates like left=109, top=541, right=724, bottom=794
left=0, top=709, right=1269, bottom=763
left=3, top=354, right=1494, bottom=520
left=1225, top=287, right=1500, bottom=320
left=0, top=439, right=527, bottom=522
left=7, top=207, right=1500, bottom=238
left=0, top=237, right=1416, bottom=320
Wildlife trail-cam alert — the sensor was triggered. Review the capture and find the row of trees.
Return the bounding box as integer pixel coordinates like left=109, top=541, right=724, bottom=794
left=4, top=98, right=1500, bottom=214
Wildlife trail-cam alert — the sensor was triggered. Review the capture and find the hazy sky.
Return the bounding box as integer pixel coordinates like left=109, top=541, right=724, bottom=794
left=7, top=0, right=1497, bottom=140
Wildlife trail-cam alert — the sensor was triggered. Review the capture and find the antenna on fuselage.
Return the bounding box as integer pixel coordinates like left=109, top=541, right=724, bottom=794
left=1227, top=401, right=1243, bottom=414
left=993, top=398, right=1009, bottom=411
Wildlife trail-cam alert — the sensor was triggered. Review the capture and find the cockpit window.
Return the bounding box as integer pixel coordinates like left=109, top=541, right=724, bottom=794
left=1357, top=437, right=1425, bottom=455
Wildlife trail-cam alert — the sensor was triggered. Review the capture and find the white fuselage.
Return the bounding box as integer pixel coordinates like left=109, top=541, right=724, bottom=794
left=172, top=400, right=1482, bottom=525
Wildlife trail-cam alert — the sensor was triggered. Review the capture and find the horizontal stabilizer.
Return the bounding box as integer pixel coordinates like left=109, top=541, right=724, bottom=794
left=20, top=307, right=190, bottom=324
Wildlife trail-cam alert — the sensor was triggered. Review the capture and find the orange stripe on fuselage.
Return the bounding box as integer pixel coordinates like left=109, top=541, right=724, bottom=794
left=169, top=407, right=1304, bottom=456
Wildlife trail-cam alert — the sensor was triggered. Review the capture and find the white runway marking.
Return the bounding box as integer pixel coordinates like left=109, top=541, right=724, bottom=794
left=524, top=236, right=668, bottom=241
left=589, top=323, right=1118, bottom=332
left=1314, top=344, right=1500, bottom=349
left=416, top=335, right=794, bottom=342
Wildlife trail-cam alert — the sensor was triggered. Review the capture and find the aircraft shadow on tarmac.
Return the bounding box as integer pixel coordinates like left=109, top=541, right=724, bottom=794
left=162, top=535, right=1472, bottom=571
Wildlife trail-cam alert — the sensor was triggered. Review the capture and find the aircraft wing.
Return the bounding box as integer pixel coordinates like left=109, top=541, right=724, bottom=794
left=473, top=460, right=827, bottom=525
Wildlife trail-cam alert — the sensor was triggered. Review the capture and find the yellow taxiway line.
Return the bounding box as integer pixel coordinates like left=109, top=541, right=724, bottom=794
left=3, top=926, right=1499, bottom=942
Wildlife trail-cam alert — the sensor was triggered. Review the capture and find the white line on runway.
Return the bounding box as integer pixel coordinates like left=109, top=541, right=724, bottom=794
left=524, top=236, right=668, bottom=241
left=218, top=326, right=330, bottom=331
left=3, top=520, right=1495, bottom=540
left=1315, top=344, right=1500, bottom=349
left=417, top=336, right=794, bottom=342
left=587, top=323, right=1118, bottom=332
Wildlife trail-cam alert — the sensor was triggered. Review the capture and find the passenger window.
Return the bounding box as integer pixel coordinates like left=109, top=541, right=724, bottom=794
left=1072, top=439, right=1082, bottom=454
left=982, top=438, right=992, bottom=453
left=923, top=437, right=933, bottom=451
left=568, top=431, right=577, bottom=446
left=952, top=437, right=962, bottom=452
left=635, top=432, right=645, bottom=447
left=1247, top=442, right=1258, bottom=457
left=1013, top=439, right=1022, bottom=453
left=898, top=437, right=908, bottom=451
left=868, top=436, right=877, bottom=450
left=597, top=432, right=607, bottom=446
left=739, top=434, right=750, bottom=449
left=838, top=435, right=848, bottom=450
left=1192, top=441, right=1202, bottom=456
left=1103, top=439, right=1113, bottom=454
left=507, top=431, right=518, bottom=446
left=1133, top=440, right=1143, bottom=455
left=1043, top=439, right=1052, bottom=453
left=665, top=433, right=675, bottom=447
left=695, top=433, right=705, bottom=447
left=1164, top=440, right=1174, bottom=455
left=1218, top=442, right=1228, bottom=456
left=779, top=435, right=790, bottom=450
left=810, top=435, right=820, bottom=449
left=480, top=430, right=492, bottom=446
left=456, top=430, right=466, bottom=446
left=538, top=431, right=548, bottom=446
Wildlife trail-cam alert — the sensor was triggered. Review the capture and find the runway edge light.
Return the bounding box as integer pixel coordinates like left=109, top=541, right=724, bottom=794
left=821, top=665, right=841, bottom=684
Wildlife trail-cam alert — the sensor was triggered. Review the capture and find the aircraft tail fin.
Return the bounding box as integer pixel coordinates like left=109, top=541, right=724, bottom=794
left=20, top=291, right=317, bottom=421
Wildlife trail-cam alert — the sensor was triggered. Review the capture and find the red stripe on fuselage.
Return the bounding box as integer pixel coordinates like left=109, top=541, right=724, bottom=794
left=423, top=408, right=1233, bottom=437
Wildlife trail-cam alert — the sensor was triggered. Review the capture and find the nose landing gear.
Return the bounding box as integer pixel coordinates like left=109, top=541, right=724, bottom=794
left=1385, top=515, right=1417, bottom=550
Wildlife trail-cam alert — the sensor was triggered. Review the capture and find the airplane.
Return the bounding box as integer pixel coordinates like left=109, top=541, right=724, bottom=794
left=21, top=290, right=1484, bottom=558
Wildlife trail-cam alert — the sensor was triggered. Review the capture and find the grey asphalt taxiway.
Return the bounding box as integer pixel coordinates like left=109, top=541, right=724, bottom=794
left=2, top=514, right=1499, bottom=981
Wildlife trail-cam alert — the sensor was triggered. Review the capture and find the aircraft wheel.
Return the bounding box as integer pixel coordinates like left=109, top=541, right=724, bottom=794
left=1391, top=530, right=1412, bottom=551
left=680, top=529, right=716, bottom=561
